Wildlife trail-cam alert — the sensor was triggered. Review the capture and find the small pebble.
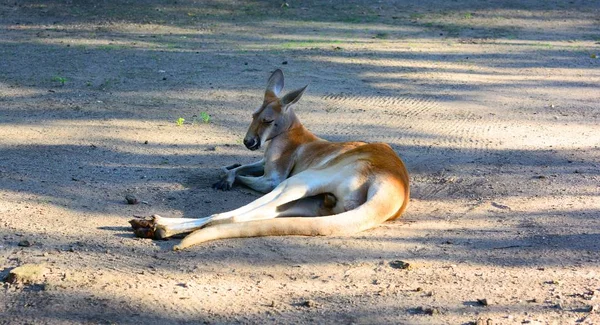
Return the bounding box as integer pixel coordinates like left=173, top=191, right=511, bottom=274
left=18, top=240, right=32, bottom=247
left=389, top=260, right=412, bottom=270
left=491, top=202, right=511, bottom=210
left=125, top=194, right=139, bottom=205
left=477, top=298, right=490, bottom=306
left=416, top=306, right=439, bottom=315
left=300, top=299, right=316, bottom=308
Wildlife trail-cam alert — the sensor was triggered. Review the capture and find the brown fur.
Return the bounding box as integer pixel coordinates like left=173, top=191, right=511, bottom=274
left=131, top=69, right=409, bottom=250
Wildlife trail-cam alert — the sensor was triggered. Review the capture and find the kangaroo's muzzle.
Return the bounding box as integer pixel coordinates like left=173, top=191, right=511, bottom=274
left=244, top=137, right=260, bottom=151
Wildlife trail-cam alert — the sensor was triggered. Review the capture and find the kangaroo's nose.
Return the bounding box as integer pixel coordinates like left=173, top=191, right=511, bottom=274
left=243, top=137, right=259, bottom=150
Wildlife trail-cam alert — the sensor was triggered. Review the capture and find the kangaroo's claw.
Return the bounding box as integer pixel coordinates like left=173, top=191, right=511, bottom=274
left=212, top=178, right=233, bottom=191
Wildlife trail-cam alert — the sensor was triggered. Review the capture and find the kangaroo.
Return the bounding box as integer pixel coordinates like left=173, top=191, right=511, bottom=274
left=129, top=69, right=410, bottom=250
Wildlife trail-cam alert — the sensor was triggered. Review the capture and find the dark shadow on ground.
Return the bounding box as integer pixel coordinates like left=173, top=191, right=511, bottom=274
left=1, top=2, right=599, bottom=323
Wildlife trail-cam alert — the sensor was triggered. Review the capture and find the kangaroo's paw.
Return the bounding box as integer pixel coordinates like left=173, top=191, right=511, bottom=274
left=211, top=163, right=241, bottom=190
left=212, top=176, right=234, bottom=191
left=129, top=215, right=170, bottom=240
left=129, top=216, right=154, bottom=230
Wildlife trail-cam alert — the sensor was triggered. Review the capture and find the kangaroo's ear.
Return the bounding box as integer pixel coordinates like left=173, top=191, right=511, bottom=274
left=281, top=85, right=308, bottom=110
left=265, top=69, right=284, bottom=99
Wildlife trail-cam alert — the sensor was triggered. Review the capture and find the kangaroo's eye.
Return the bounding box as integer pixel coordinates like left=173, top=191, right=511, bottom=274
left=263, top=119, right=274, bottom=124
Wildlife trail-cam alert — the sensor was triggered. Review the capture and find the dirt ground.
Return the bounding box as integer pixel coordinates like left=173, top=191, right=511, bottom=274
left=1, top=0, right=599, bottom=324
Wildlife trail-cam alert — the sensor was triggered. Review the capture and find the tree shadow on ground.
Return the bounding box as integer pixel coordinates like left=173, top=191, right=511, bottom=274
left=1, top=2, right=599, bottom=323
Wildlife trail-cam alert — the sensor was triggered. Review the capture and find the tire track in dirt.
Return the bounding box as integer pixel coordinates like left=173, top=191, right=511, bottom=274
left=320, top=93, right=441, bottom=147
left=321, top=93, right=501, bottom=200
left=414, top=116, right=504, bottom=200
left=411, top=112, right=503, bottom=200
left=322, top=93, right=439, bottom=117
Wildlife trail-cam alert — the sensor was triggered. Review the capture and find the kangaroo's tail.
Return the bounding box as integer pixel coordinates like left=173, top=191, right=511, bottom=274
left=174, top=180, right=408, bottom=250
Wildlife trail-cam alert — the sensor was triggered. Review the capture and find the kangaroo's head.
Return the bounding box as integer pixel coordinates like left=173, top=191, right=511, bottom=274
left=243, top=69, right=307, bottom=151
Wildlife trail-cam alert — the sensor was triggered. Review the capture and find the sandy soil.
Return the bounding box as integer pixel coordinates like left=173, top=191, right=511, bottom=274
left=1, top=1, right=599, bottom=324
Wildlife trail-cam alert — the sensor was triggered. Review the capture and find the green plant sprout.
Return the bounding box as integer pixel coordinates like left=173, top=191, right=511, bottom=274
left=176, top=117, right=185, bottom=126
left=200, top=111, right=211, bottom=123
left=52, top=76, right=67, bottom=86
left=192, top=112, right=211, bottom=125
